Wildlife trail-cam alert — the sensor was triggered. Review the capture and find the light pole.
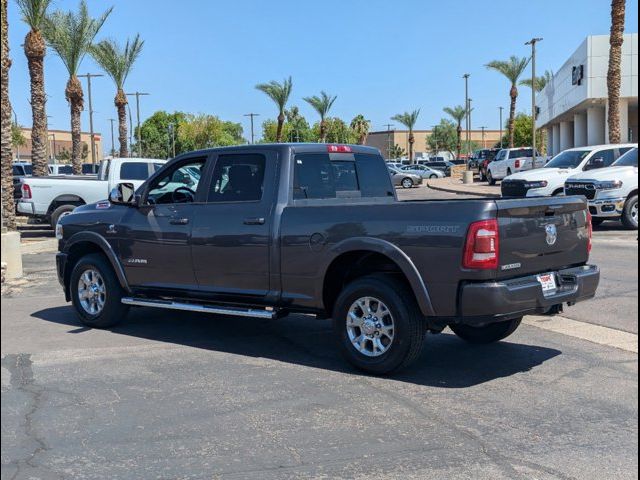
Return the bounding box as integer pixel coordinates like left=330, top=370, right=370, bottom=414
left=526, top=37, right=543, bottom=154
left=78, top=73, right=104, bottom=164
left=431, top=125, right=439, bottom=157
left=108, top=118, right=116, bottom=157
left=167, top=123, right=176, bottom=158
left=126, top=91, right=150, bottom=157
left=243, top=113, right=260, bottom=144
left=480, top=126, right=487, bottom=148
left=467, top=98, right=473, bottom=154
left=498, top=106, right=504, bottom=148
left=463, top=73, right=470, bottom=156
left=384, top=123, right=394, bottom=159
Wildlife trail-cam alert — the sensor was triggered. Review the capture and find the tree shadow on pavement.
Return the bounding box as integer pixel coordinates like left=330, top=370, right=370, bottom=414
left=32, top=305, right=561, bottom=389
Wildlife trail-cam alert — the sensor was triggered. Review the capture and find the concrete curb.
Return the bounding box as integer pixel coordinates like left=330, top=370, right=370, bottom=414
left=21, top=238, right=58, bottom=255
left=427, top=180, right=500, bottom=198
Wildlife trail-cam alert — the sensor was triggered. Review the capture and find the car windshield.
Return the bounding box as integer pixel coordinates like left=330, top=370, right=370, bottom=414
left=545, top=150, right=591, bottom=169
left=611, top=148, right=637, bottom=167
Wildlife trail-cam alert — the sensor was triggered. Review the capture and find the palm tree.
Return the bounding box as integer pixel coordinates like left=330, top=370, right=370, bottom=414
left=304, top=91, right=337, bottom=142
left=255, top=77, right=292, bottom=143
left=1, top=0, right=16, bottom=229
left=519, top=70, right=553, bottom=92
left=391, top=110, right=420, bottom=164
left=443, top=105, right=467, bottom=159
left=486, top=56, right=531, bottom=147
left=16, top=0, right=52, bottom=177
left=91, top=35, right=144, bottom=158
left=350, top=114, right=370, bottom=145
left=43, top=1, right=112, bottom=174
left=607, top=0, right=626, bottom=144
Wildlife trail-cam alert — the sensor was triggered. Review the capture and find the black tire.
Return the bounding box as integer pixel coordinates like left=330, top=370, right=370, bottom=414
left=429, top=174, right=438, bottom=179
left=401, top=178, right=414, bottom=189
left=333, top=274, right=426, bottom=375
left=487, top=170, right=497, bottom=186
left=621, top=194, right=638, bottom=230
left=70, top=253, right=129, bottom=328
left=480, top=170, right=487, bottom=182
left=552, top=189, right=565, bottom=197
left=506, top=168, right=512, bottom=177
left=449, top=317, right=522, bottom=344
left=50, top=204, right=76, bottom=229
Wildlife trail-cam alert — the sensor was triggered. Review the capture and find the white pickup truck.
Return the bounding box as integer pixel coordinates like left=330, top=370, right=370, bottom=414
left=18, top=157, right=165, bottom=227
left=565, top=147, right=638, bottom=229
left=486, top=147, right=546, bottom=185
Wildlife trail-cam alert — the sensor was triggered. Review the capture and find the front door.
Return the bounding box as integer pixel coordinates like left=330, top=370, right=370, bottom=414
left=190, top=151, right=276, bottom=301
left=119, top=155, right=210, bottom=291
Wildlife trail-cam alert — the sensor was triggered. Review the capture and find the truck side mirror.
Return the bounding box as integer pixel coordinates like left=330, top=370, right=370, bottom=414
left=584, top=157, right=605, bottom=171
left=109, top=182, right=138, bottom=206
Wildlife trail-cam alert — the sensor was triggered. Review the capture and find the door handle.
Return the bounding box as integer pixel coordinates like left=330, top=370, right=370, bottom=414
left=169, top=218, right=189, bottom=225
left=243, top=217, right=265, bottom=225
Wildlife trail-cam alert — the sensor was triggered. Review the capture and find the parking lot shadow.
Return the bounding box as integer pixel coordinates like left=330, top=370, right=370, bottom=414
left=32, top=306, right=561, bottom=389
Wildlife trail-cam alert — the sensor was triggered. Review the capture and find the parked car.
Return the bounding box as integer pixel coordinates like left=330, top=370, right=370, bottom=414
left=18, top=157, right=166, bottom=228
left=565, top=147, right=638, bottom=229
left=399, top=164, right=445, bottom=179
left=424, top=160, right=456, bottom=176
left=55, top=143, right=599, bottom=374
left=12, top=162, right=33, bottom=201
left=501, top=144, right=637, bottom=198
left=388, top=166, right=423, bottom=188
left=469, top=148, right=500, bottom=171
left=48, top=164, right=75, bottom=175
left=486, top=148, right=546, bottom=185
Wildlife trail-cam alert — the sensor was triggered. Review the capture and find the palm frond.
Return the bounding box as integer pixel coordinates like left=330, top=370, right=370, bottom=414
left=443, top=105, right=467, bottom=123
left=16, top=0, right=52, bottom=29
left=391, top=109, right=420, bottom=130
left=519, top=70, right=553, bottom=92
left=90, top=34, right=144, bottom=89
left=303, top=91, right=337, bottom=119
left=255, top=77, right=293, bottom=113
left=485, top=56, right=531, bottom=85
left=43, top=0, right=113, bottom=76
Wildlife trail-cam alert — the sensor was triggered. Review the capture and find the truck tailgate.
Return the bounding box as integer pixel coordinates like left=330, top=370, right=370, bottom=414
left=495, top=196, right=590, bottom=278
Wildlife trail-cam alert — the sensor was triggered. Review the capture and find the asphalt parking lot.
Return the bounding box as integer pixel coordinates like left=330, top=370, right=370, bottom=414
left=2, top=187, right=638, bottom=480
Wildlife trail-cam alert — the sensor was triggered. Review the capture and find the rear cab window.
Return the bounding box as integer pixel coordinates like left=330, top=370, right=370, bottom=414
left=120, top=162, right=151, bottom=180
left=293, top=152, right=394, bottom=200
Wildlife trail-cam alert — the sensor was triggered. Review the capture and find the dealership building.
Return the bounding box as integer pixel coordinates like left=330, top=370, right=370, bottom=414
left=537, top=34, right=638, bottom=155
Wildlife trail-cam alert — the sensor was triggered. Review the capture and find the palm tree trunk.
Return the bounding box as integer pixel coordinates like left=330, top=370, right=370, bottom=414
left=1, top=0, right=16, bottom=230
left=607, top=0, right=626, bottom=144
left=456, top=123, right=462, bottom=159
left=319, top=120, right=326, bottom=143
left=359, top=133, right=367, bottom=145
left=65, top=76, right=84, bottom=174
left=115, top=89, right=128, bottom=157
left=508, top=85, right=518, bottom=148
left=24, top=29, right=48, bottom=177
left=276, top=112, right=285, bottom=143
left=409, top=133, right=415, bottom=164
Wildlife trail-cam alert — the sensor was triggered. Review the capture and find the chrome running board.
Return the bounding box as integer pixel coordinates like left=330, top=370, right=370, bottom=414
left=121, top=297, right=277, bottom=319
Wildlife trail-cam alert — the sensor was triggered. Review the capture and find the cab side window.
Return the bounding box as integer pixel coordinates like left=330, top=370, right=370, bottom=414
left=146, top=158, right=206, bottom=205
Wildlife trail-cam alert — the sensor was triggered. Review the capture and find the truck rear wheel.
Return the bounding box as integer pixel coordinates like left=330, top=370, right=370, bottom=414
left=449, top=317, right=522, bottom=344
left=487, top=171, right=496, bottom=186
left=333, top=274, right=426, bottom=375
left=70, top=253, right=129, bottom=328
left=50, top=204, right=76, bottom=229
left=621, top=194, right=638, bottom=230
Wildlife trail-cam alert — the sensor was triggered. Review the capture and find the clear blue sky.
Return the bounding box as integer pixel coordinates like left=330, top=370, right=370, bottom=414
left=6, top=0, right=639, bottom=151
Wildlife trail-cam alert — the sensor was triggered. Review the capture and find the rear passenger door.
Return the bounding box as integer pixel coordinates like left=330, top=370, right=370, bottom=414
left=190, top=150, right=277, bottom=300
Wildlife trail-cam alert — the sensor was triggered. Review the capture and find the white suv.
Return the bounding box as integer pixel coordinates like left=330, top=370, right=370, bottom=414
left=486, top=147, right=545, bottom=185
left=565, top=147, right=638, bottom=229
left=500, top=144, right=637, bottom=198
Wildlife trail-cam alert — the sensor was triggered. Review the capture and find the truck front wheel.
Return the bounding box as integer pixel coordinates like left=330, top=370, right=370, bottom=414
left=449, top=317, right=522, bottom=344
left=333, top=275, right=426, bottom=375
left=621, top=194, right=638, bottom=230
left=70, top=253, right=129, bottom=328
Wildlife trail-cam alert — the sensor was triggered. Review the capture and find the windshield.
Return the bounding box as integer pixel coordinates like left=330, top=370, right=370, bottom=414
left=612, top=148, right=638, bottom=167
left=545, top=150, right=590, bottom=169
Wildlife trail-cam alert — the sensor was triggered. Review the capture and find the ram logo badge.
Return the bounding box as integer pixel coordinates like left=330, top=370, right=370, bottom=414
left=545, top=224, right=558, bottom=246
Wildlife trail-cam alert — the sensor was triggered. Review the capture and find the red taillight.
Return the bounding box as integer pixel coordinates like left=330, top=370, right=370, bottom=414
left=21, top=183, right=32, bottom=200
left=327, top=145, right=352, bottom=153
left=515, top=159, right=521, bottom=169
left=463, top=219, right=500, bottom=270
left=586, top=211, right=593, bottom=254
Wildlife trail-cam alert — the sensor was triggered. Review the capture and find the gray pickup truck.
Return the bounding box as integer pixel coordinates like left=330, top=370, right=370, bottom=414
left=56, top=144, right=599, bottom=374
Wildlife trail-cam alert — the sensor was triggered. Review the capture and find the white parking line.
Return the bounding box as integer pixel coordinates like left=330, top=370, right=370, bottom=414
left=524, top=315, right=638, bottom=353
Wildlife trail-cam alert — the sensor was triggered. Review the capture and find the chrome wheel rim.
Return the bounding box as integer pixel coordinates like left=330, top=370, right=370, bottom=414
left=346, top=296, right=395, bottom=357
left=402, top=179, right=412, bottom=188
left=632, top=201, right=638, bottom=225
left=78, top=268, right=106, bottom=315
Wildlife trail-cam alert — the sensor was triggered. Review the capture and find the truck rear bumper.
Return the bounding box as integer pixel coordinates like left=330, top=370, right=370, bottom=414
left=457, top=265, right=599, bottom=326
